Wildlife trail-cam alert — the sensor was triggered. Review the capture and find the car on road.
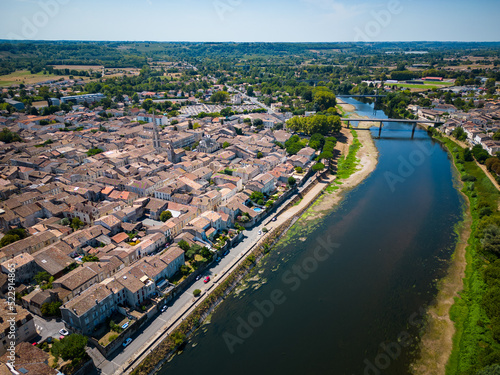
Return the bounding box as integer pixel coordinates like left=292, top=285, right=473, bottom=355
left=224, top=250, right=229, bottom=256
left=258, top=230, right=262, bottom=235
left=272, top=217, right=277, bottom=222
left=196, top=275, right=201, bottom=281
left=204, top=276, right=210, bottom=283
left=59, top=329, right=69, bottom=336
left=123, top=338, right=132, bottom=347
left=161, top=305, right=167, bottom=313
left=216, top=257, right=221, bottom=263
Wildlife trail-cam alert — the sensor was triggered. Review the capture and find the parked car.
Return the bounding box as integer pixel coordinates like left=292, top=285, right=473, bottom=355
left=161, top=305, right=167, bottom=313
left=123, top=338, right=132, bottom=347
left=196, top=275, right=201, bottom=281
left=59, top=329, right=69, bottom=336
left=204, top=276, right=210, bottom=283
left=258, top=230, right=262, bottom=235
left=224, top=250, right=229, bottom=256
left=122, top=322, right=129, bottom=330
left=216, top=257, right=221, bottom=263
left=272, top=217, right=277, bottom=222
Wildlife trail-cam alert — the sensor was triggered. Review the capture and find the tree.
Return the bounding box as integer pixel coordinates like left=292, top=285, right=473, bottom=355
left=87, top=148, right=103, bottom=157
left=312, top=162, right=325, bottom=172
left=250, top=191, right=264, bottom=202
left=71, top=217, right=84, bottom=231
left=253, top=119, right=264, bottom=129
left=160, top=210, right=173, bottom=222
left=223, top=141, right=231, bottom=149
left=41, top=301, right=62, bottom=317
left=61, top=218, right=70, bottom=226
left=193, top=289, right=201, bottom=297
left=51, top=334, right=87, bottom=362
left=477, top=364, right=500, bottom=375
left=35, top=271, right=51, bottom=285
left=256, top=151, right=263, bottom=159
left=0, top=128, right=22, bottom=143
left=309, top=133, right=325, bottom=150
left=313, top=88, right=337, bottom=111
left=464, top=148, right=474, bottom=162
left=288, top=176, right=297, bottom=186
left=82, top=255, right=100, bottom=262
left=178, top=240, right=190, bottom=251
left=210, top=91, right=229, bottom=103
left=246, top=86, right=254, bottom=97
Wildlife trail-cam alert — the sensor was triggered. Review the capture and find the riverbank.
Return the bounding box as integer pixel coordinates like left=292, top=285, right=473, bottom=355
left=410, top=140, right=471, bottom=375
left=412, top=132, right=500, bottom=375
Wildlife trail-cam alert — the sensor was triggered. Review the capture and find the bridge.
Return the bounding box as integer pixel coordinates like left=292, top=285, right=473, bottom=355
left=341, top=118, right=443, bottom=137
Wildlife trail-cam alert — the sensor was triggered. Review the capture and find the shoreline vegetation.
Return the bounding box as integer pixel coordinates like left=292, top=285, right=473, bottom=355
left=411, top=129, right=500, bottom=375
left=129, top=102, right=378, bottom=375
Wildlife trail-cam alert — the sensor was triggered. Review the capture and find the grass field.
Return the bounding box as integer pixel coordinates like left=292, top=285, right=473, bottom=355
left=0, top=70, right=88, bottom=87
left=391, top=81, right=454, bottom=91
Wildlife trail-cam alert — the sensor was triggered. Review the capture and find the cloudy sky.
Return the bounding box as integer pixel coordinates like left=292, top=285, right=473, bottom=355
left=1, top=0, right=499, bottom=42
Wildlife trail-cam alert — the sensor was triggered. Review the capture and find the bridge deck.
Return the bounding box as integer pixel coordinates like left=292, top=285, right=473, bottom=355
left=341, top=118, right=442, bottom=124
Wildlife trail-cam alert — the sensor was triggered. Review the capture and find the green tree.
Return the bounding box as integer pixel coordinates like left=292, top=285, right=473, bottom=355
left=160, top=210, right=173, bottom=222
left=87, top=148, right=103, bottom=157
left=256, top=151, right=263, bottom=159
left=71, top=217, right=84, bottom=230
left=210, top=91, right=229, bottom=103
left=178, top=240, right=190, bottom=251
left=288, top=176, right=297, bottom=186
left=313, top=88, right=337, bottom=111
left=312, top=162, right=325, bottom=172
left=82, top=255, right=100, bottom=262
left=250, top=191, right=264, bottom=202
left=223, top=141, right=231, bottom=148
left=35, top=271, right=51, bottom=284
left=193, top=289, right=201, bottom=297
left=41, top=301, right=62, bottom=317
left=51, top=334, right=88, bottom=361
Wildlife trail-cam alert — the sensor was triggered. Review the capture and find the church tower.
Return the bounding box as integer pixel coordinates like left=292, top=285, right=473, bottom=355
left=152, top=112, right=162, bottom=152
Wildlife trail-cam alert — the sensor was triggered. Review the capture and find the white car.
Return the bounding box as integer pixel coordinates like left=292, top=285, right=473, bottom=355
left=258, top=230, right=262, bottom=235
left=59, top=329, right=69, bottom=336
left=123, top=338, right=132, bottom=347
left=161, top=305, right=167, bottom=313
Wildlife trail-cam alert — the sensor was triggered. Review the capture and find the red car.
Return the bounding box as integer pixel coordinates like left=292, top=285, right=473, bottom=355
left=203, top=276, right=210, bottom=283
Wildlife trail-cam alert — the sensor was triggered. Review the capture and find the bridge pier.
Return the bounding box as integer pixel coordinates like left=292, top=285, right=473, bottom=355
left=347, top=120, right=350, bottom=129
left=378, top=122, right=382, bottom=137
left=411, top=123, right=417, bottom=139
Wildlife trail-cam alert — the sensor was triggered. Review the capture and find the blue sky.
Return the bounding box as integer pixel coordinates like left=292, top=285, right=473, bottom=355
left=1, top=0, right=499, bottom=42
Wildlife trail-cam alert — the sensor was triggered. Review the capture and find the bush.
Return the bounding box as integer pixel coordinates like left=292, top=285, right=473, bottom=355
left=109, top=334, right=118, bottom=343
left=462, top=174, right=477, bottom=182
left=193, top=289, right=201, bottom=297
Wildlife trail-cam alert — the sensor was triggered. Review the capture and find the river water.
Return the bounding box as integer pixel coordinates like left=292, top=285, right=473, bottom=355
left=158, top=99, right=464, bottom=375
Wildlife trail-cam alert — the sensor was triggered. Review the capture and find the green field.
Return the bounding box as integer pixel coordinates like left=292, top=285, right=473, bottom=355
left=0, top=70, right=68, bottom=87
left=391, top=81, right=454, bottom=90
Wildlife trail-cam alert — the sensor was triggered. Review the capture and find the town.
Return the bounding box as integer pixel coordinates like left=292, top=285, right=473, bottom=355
left=0, top=40, right=499, bottom=375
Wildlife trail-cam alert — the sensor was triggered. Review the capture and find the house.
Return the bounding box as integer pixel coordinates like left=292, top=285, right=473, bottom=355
left=0, top=342, right=57, bottom=375
left=158, top=246, right=185, bottom=279
left=1, top=253, right=38, bottom=284
left=246, top=173, right=277, bottom=195
left=0, top=305, right=37, bottom=356
left=33, top=247, right=76, bottom=279
left=60, top=283, right=117, bottom=335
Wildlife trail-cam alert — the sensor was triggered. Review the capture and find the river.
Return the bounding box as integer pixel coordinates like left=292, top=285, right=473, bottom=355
left=158, top=99, right=464, bottom=375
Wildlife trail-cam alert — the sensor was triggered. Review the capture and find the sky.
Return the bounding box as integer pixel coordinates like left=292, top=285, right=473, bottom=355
left=1, top=0, right=500, bottom=42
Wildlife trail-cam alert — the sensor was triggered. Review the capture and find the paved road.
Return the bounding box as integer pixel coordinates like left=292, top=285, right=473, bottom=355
left=33, top=315, right=66, bottom=342
left=97, top=225, right=263, bottom=375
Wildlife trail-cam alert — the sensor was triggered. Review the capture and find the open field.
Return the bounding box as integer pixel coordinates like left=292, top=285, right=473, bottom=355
left=52, top=65, right=103, bottom=71
left=0, top=70, right=76, bottom=87
left=390, top=81, right=454, bottom=91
